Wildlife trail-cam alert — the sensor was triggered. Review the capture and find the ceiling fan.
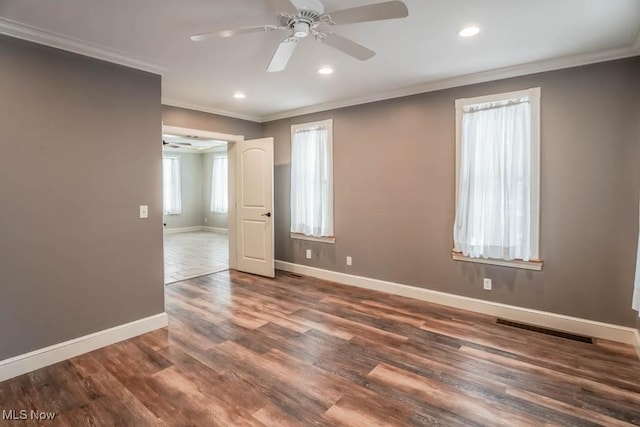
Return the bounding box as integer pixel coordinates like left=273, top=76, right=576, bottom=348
left=190, top=0, right=409, bottom=72
left=163, top=140, right=192, bottom=149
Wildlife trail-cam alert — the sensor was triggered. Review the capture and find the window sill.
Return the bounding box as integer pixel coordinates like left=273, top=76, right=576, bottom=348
left=452, top=252, right=543, bottom=271
left=290, top=233, right=335, bottom=244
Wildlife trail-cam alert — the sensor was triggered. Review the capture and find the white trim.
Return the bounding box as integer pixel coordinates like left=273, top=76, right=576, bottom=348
left=162, top=99, right=262, bottom=123
left=0, top=313, right=168, bottom=383
left=163, top=226, right=228, bottom=234
left=261, top=45, right=640, bottom=122
left=452, top=253, right=543, bottom=271
left=0, top=17, right=166, bottom=75
left=165, top=268, right=228, bottom=284
left=203, top=226, right=228, bottom=234
left=163, top=226, right=203, bottom=234
left=275, top=260, right=638, bottom=345
left=290, top=233, right=335, bottom=244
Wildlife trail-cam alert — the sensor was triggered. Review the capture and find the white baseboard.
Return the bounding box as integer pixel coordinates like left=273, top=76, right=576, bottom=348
left=163, top=226, right=228, bottom=235
left=202, top=226, right=228, bottom=234
left=163, top=226, right=202, bottom=234
left=0, top=313, right=168, bottom=382
left=275, top=260, right=638, bottom=346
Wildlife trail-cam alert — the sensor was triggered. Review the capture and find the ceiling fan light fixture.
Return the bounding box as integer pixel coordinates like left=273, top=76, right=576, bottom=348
left=458, top=25, right=480, bottom=38
left=292, top=21, right=310, bottom=38
left=233, top=92, right=246, bottom=99
left=318, top=66, right=333, bottom=75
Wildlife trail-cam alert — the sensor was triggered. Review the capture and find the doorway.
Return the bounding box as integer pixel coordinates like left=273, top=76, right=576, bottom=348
left=161, top=126, right=239, bottom=284
left=161, top=125, right=275, bottom=282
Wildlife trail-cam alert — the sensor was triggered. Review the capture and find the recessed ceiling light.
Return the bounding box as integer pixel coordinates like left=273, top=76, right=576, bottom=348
left=318, top=66, right=334, bottom=75
left=233, top=92, right=246, bottom=99
left=458, top=26, right=481, bottom=38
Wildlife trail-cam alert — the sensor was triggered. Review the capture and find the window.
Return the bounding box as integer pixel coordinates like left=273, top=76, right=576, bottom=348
left=210, top=155, right=228, bottom=214
left=290, top=119, right=334, bottom=242
left=453, top=88, right=541, bottom=270
left=163, top=157, right=182, bottom=215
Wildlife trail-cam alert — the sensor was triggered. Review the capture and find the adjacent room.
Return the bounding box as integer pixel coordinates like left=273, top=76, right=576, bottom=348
left=162, top=132, right=230, bottom=283
left=1, top=0, right=640, bottom=425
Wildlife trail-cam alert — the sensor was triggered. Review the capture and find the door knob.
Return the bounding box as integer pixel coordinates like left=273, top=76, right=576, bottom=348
left=261, top=212, right=271, bottom=217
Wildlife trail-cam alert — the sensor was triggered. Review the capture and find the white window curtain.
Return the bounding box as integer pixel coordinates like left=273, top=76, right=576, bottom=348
left=290, top=120, right=334, bottom=238
left=454, top=95, right=535, bottom=261
left=163, top=157, right=182, bottom=215
left=633, top=197, right=640, bottom=315
left=210, top=155, right=228, bottom=214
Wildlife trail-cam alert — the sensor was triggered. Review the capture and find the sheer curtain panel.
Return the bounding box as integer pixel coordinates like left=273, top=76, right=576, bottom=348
left=290, top=120, right=334, bottom=238
left=210, top=155, right=228, bottom=214
left=163, top=157, right=182, bottom=215
left=454, top=89, right=540, bottom=261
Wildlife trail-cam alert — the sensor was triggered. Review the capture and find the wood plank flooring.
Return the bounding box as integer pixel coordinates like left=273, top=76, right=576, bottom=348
left=1, top=270, right=639, bottom=426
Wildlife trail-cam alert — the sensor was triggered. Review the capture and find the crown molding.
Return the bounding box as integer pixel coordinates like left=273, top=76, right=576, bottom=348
left=161, top=98, right=262, bottom=123
left=261, top=43, right=640, bottom=122
left=0, top=17, right=167, bottom=75
left=3, top=15, right=637, bottom=124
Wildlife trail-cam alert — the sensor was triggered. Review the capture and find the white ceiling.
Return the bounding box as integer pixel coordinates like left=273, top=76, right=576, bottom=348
left=1, top=0, right=639, bottom=122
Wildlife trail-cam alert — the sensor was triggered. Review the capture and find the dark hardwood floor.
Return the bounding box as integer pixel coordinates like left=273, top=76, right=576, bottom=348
left=1, top=270, right=640, bottom=426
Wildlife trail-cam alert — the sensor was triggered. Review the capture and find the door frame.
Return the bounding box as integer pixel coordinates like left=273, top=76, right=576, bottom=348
left=162, top=125, right=244, bottom=270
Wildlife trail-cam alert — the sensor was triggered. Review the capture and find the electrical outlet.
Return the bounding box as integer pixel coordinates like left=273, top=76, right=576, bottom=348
left=139, top=205, right=148, bottom=219
left=204, top=217, right=208, bottom=223
left=306, top=249, right=312, bottom=259
left=483, top=278, right=492, bottom=291
left=346, top=256, right=352, bottom=266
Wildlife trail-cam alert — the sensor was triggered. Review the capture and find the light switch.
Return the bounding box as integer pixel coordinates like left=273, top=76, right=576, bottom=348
left=139, top=205, right=149, bottom=219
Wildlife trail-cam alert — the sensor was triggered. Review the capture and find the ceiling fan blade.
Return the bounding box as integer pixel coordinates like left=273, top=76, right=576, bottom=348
left=270, top=0, right=299, bottom=15
left=191, top=25, right=283, bottom=41
left=267, top=37, right=299, bottom=72
left=324, top=1, right=408, bottom=25
left=320, top=33, right=375, bottom=61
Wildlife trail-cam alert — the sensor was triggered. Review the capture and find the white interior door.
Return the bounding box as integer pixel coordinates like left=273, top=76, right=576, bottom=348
left=235, top=137, right=274, bottom=277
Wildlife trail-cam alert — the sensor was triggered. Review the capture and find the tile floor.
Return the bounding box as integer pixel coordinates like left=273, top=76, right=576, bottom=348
left=163, top=231, right=228, bottom=284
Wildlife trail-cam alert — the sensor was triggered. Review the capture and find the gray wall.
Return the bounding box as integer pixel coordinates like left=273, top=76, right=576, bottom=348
left=202, top=149, right=229, bottom=229
left=263, top=57, right=640, bottom=327
left=163, top=152, right=203, bottom=229
left=0, top=36, right=164, bottom=360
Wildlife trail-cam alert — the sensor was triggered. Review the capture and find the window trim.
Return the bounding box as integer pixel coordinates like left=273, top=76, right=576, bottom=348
left=290, top=232, right=336, bottom=244
left=453, top=87, right=542, bottom=270
left=290, top=118, right=335, bottom=243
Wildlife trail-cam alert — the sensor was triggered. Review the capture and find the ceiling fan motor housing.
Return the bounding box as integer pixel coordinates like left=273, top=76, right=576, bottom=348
left=279, top=9, right=322, bottom=36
